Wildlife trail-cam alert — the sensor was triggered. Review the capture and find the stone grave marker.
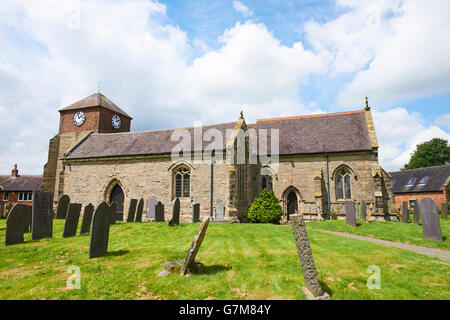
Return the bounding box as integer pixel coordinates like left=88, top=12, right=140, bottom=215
left=135, top=198, right=144, bottom=222
left=63, top=203, right=82, bottom=238
left=155, top=201, right=165, bottom=222
left=355, top=202, right=361, bottom=220
left=146, top=198, right=158, bottom=220
left=215, top=202, right=225, bottom=220
left=413, top=200, right=420, bottom=225
left=361, top=200, right=367, bottom=221
left=169, top=198, right=180, bottom=226
left=89, top=202, right=111, bottom=258
left=290, top=214, right=330, bottom=300
left=401, top=201, right=409, bottom=223
left=192, top=203, right=200, bottom=222
left=441, top=203, right=448, bottom=219
left=5, top=204, right=31, bottom=246
left=180, top=217, right=210, bottom=275
left=56, top=195, right=70, bottom=219
left=345, top=201, right=356, bottom=227
left=80, top=203, right=94, bottom=234
left=31, top=191, right=53, bottom=240
left=419, top=198, right=443, bottom=242
left=126, top=199, right=138, bottom=222
left=109, top=202, right=117, bottom=225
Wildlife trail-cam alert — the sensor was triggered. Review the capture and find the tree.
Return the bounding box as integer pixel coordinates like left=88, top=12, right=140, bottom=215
left=248, top=189, right=283, bottom=224
left=402, top=138, right=450, bottom=170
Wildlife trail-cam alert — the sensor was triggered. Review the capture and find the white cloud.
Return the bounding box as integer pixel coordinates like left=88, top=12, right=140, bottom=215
left=233, top=1, right=253, bottom=18
left=434, top=114, right=450, bottom=129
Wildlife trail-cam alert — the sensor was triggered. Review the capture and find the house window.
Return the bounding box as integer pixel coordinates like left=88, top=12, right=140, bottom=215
left=174, top=166, right=190, bottom=198
left=419, top=176, right=430, bottom=184
left=18, top=192, right=33, bottom=201
left=409, top=200, right=416, bottom=208
left=261, top=175, right=273, bottom=191
left=391, top=180, right=396, bottom=187
left=407, top=177, right=416, bottom=185
left=336, top=169, right=352, bottom=200
left=3, top=192, right=9, bottom=201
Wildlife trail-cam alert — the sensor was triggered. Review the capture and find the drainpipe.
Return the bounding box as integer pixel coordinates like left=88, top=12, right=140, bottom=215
left=210, top=154, right=214, bottom=220
left=325, top=153, right=331, bottom=212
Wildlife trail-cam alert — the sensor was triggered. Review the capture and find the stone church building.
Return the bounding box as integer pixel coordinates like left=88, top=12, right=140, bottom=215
left=41, top=93, right=397, bottom=222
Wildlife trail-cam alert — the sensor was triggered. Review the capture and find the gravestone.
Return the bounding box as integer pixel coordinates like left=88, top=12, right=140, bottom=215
left=109, top=202, right=117, bottom=225
left=215, top=202, right=225, bottom=220
left=146, top=198, right=158, bottom=220
left=181, top=217, right=210, bottom=275
left=169, top=198, right=180, bottom=226
left=401, top=201, right=409, bottom=223
left=355, top=202, right=361, bottom=220
left=441, top=203, right=448, bottom=219
left=31, top=191, right=53, bottom=240
left=126, top=199, right=138, bottom=222
left=419, top=198, right=443, bottom=242
left=345, top=201, right=356, bottom=227
left=413, top=200, right=420, bottom=225
left=361, top=200, right=367, bottom=221
left=56, top=195, right=70, bottom=219
left=155, top=202, right=165, bottom=222
left=5, top=204, right=31, bottom=246
left=192, top=203, right=200, bottom=223
left=89, top=202, right=111, bottom=258
left=290, top=214, right=330, bottom=300
left=63, top=203, right=82, bottom=238
left=135, top=199, right=144, bottom=222
left=80, top=204, right=94, bottom=234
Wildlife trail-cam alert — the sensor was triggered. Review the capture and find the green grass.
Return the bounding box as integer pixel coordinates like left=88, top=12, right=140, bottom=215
left=307, top=214, right=450, bottom=250
left=0, top=219, right=449, bottom=300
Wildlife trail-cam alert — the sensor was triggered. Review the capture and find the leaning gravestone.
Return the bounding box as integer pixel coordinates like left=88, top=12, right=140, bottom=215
left=192, top=203, right=200, bottom=223
left=31, top=191, right=53, bottom=240
left=413, top=200, right=421, bottom=225
left=401, top=201, right=409, bottom=223
left=345, top=201, right=356, bottom=227
left=56, top=195, right=70, bottom=219
left=126, top=199, right=138, bottom=222
left=290, top=214, right=330, bottom=300
left=80, top=204, right=94, bottom=234
left=63, top=203, right=82, bottom=238
left=441, top=203, right=448, bottom=219
left=89, top=202, right=111, bottom=258
left=155, top=202, right=165, bottom=222
left=419, top=198, right=443, bottom=242
left=181, top=217, right=210, bottom=275
left=146, top=198, right=158, bottom=220
left=135, top=198, right=144, bottom=222
left=109, top=202, right=117, bottom=225
left=215, top=202, right=225, bottom=220
left=169, top=198, right=180, bottom=226
left=5, top=204, right=31, bottom=246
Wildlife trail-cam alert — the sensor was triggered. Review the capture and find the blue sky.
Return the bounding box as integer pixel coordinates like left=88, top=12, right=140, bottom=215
left=0, top=0, right=449, bottom=174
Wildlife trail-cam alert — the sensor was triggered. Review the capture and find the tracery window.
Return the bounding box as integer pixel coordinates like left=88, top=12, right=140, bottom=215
left=336, top=168, right=352, bottom=200
left=261, top=175, right=273, bottom=191
left=174, top=166, right=190, bottom=198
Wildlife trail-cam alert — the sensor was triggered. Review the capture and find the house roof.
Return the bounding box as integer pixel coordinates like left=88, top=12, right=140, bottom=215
left=0, top=175, right=43, bottom=192
left=390, top=164, right=450, bottom=194
left=59, top=93, right=132, bottom=119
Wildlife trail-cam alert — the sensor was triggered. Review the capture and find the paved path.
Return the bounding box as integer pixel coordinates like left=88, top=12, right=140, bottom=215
left=308, top=228, right=450, bottom=262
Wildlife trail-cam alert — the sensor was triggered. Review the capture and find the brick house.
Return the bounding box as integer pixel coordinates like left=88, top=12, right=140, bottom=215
left=390, top=164, right=450, bottom=210
left=0, top=164, right=43, bottom=218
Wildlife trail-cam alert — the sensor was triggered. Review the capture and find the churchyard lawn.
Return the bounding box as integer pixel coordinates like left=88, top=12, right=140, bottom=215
left=0, top=220, right=448, bottom=300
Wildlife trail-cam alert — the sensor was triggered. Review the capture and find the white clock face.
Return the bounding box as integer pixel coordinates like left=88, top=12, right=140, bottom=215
left=73, top=111, right=86, bottom=127
left=112, top=114, right=121, bottom=129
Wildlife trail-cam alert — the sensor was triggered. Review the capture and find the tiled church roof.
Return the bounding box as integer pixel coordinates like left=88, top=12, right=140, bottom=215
left=390, top=165, right=450, bottom=194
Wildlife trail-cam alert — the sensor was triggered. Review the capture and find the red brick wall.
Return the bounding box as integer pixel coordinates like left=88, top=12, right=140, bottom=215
left=394, top=191, right=448, bottom=210
left=0, top=191, right=33, bottom=218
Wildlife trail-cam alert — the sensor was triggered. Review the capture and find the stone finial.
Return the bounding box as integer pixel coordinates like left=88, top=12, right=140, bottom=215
left=365, top=97, right=370, bottom=111
left=240, top=110, right=244, bottom=119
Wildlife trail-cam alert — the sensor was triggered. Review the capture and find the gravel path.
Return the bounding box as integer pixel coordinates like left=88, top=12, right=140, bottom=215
left=308, top=228, right=450, bottom=262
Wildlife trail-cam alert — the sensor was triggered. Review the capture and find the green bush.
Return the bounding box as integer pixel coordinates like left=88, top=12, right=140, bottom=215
left=248, top=189, right=283, bottom=224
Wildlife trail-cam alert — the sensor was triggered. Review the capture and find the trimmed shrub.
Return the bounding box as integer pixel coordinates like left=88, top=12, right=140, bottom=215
left=248, top=189, right=283, bottom=224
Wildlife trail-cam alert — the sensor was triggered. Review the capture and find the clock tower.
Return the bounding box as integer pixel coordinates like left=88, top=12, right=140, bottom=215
left=41, top=93, right=133, bottom=202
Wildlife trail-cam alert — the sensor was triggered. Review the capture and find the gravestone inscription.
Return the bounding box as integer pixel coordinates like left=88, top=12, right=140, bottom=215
left=56, top=195, right=70, bottom=219
left=169, top=198, right=180, bottom=226
left=89, top=202, right=111, bottom=258
left=126, top=199, right=137, bottom=222
left=192, top=203, right=200, bottom=223
left=345, top=201, right=356, bottom=227
left=135, top=199, right=144, bottom=222
left=109, top=202, right=117, bottom=225
left=80, top=203, right=94, bottom=234
left=441, top=203, right=448, bottom=219
left=413, top=200, right=420, bottom=225
left=155, top=202, right=165, bottom=222
left=181, top=217, right=210, bottom=275
left=31, top=191, right=53, bottom=240
left=63, top=203, right=82, bottom=238
left=5, top=204, right=31, bottom=246
left=419, top=198, right=443, bottom=242
left=215, top=202, right=225, bottom=220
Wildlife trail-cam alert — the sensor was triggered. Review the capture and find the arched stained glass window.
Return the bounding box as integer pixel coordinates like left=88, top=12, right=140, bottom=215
left=336, top=168, right=352, bottom=200
left=174, top=166, right=190, bottom=198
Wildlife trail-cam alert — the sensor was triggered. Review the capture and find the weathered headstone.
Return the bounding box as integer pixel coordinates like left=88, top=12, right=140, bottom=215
left=290, top=214, right=330, bottom=300
left=413, top=200, right=420, bottom=225
left=192, top=203, right=200, bottom=223
left=361, top=200, right=367, bottom=221
left=5, top=204, right=31, bottom=246
left=401, top=201, right=409, bottom=223
left=63, top=203, right=82, bottom=238
left=56, top=195, right=70, bottom=219
left=169, top=198, right=180, bottom=226
left=80, top=203, right=94, bottom=234
left=180, top=217, right=210, bottom=275
left=441, top=203, right=448, bottom=219
left=155, top=201, right=165, bottom=222
left=31, top=191, right=53, bottom=240
left=109, top=202, right=117, bottom=225
left=345, top=201, right=356, bottom=227
left=126, top=199, right=138, bottom=222
left=419, top=198, right=443, bottom=242
left=89, top=202, right=111, bottom=258
left=135, top=198, right=144, bottom=222
left=355, top=202, right=361, bottom=220
left=215, top=202, right=225, bottom=220
left=146, top=198, right=158, bottom=220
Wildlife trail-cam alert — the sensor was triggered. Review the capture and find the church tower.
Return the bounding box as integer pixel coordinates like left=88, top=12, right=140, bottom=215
left=41, top=93, right=132, bottom=203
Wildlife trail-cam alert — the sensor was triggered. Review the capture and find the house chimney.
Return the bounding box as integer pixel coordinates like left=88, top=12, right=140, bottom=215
left=11, top=164, right=19, bottom=178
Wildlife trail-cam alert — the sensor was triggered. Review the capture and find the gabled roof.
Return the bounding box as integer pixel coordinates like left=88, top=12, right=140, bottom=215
left=390, top=164, right=450, bottom=194
left=0, top=175, right=43, bottom=192
left=59, top=93, right=132, bottom=119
